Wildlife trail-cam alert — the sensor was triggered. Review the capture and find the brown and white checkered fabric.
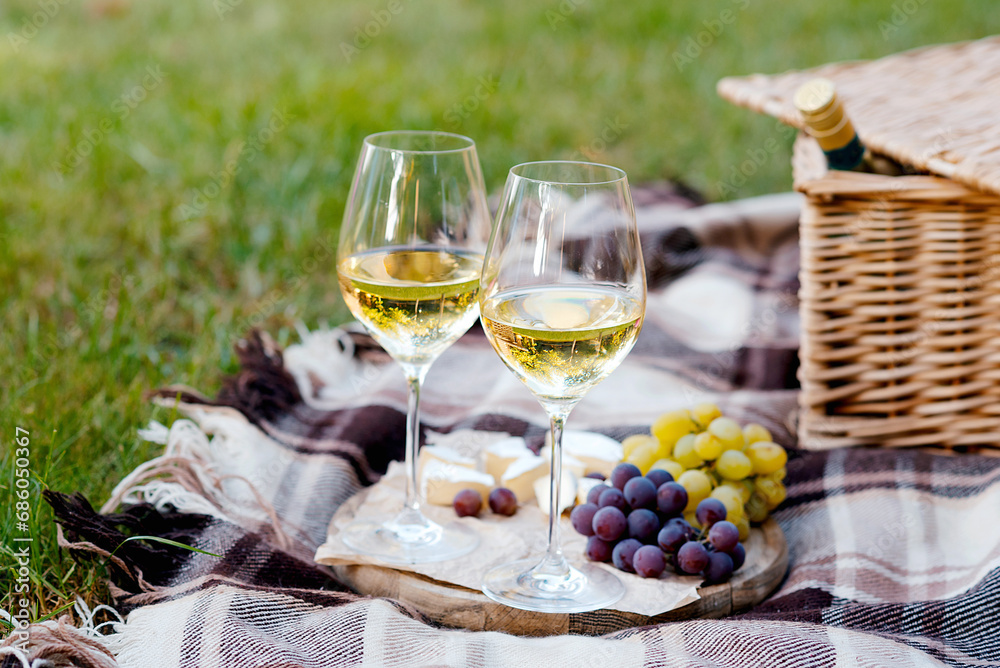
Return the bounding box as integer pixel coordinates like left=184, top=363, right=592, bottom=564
left=9, top=188, right=998, bottom=668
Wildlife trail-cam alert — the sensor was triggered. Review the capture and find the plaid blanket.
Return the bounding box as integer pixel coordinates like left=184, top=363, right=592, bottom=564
left=5, top=186, right=1000, bottom=668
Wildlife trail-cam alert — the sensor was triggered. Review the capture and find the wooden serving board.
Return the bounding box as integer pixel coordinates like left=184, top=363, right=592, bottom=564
left=332, top=518, right=787, bottom=637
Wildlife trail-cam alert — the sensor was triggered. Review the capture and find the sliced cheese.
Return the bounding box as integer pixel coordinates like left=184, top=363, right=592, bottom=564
left=562, top=431, right=623, bottom=479
left=539, top=443, right=587, bottom=479
left=421, top=460, right=495, bottom=506
left=534, top=468, right=578, bottom=517
left=484, top=437, right=533, bottom=482
left=500, top=454, right=549, bottom=503
left=418, top=445, right=476, bottom=482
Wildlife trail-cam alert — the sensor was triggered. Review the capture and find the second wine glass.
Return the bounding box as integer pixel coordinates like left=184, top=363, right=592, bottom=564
left=336, top=131, right=492, bottom=563
left=479, top=161, right=646, bottom=612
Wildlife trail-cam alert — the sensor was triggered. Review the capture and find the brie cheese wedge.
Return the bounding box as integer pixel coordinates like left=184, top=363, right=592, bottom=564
left=418, top=445, right=476, bottom=482
left=500, top=454, right=550, bottom=503
left=561, top=431, right=623, bottom=479
left=484, top=437, right=534, bottom=482
left=534, top=468, right=578, bottom=517
left=421, top=460, right=495, bottom=506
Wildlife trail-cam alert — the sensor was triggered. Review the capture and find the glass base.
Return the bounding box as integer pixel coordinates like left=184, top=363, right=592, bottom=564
left=340, top=509, right=479, bottom=564
left=481, top=556, right=625, bottom=613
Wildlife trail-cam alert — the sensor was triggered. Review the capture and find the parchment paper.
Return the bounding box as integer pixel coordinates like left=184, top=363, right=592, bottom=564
left=315, top=460, right=702, bottom=616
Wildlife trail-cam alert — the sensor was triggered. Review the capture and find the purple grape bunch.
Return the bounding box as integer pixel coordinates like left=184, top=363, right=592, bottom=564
left=570, top=463, right=747, bottom=583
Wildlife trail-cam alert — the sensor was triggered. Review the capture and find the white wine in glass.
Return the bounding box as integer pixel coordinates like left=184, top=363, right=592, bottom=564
left=338, top=248, right=483, bottom=365
left=480, top=161, right=646, bottom=612
left=336, top=131, right=492, bottom=563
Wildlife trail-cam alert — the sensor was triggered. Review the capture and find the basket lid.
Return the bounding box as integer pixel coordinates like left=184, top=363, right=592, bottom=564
left=718, top=37, right=1000, bottom=198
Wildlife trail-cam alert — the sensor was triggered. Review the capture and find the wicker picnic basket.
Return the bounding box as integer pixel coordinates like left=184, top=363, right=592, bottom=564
left=719, top=37, right=1000, bottom=449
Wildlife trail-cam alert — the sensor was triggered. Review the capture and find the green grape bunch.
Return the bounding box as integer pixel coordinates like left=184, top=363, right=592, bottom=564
left=619, top=403, right=788, bottom=535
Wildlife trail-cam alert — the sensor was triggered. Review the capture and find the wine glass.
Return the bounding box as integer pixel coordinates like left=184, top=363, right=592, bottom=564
left=479, top=161, right=646, bottom=612
left=336, top=131, right=492, bottom=563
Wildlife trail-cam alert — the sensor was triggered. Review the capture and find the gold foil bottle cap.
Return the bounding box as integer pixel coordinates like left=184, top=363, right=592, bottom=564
left=794, top=78, right=857, bottom=152
left=794, top=78, right=837, bottom=117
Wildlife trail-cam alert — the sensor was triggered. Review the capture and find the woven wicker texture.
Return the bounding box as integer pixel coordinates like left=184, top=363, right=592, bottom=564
left=718, top=37, right=1000, bottom=198
left=794, top=136, right=1000, bottom=448
left=719, top=38, right=1000, bottom=449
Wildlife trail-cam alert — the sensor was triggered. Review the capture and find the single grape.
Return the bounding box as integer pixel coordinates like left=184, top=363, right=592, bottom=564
left=622, top=434, right=657, bottom=460
left=452, top=489, right=482, bottom=517
left=708, top=520, right=739, bottom=552
left=584, top=536, right=614, bottom=562
left=716, top=450, right=753, bottom=481
left=598, top=488, right=630, bottom=513
left=612, top=538, right=643, bottom=573
left=709, top=486, right=744, bottom=519
left=651, top=409, right=697, bottom=450
left=584, top=472, right=607, bottom=481
left=725, top=479, right=753, bottom=503
left=708, top=417, right=745, bottom=451
left=627, top=508, right=660, bottom=543
left=656, top=481, right=688, bottom=516
left=650, top=458, right=686, bottom=480
left=672, top=433, right=704, bottom=469
left=592, top=506, right=627, bottom=542
left=488, top=487, right=518, bottom=516
left=587, top=483, right=611, bottom=506
left=757, top=479, right=787, bottom=510
left=626, top=441, right=660, bottom=474
left=610, top=462, right=642, bottom=491
left=633, top=545, right=666, bottom=578
left=623, top=476, right=657, bottom=510
left=677, top=469, right=713, bottom=512
left=695, top=498, right=727, bottom=528
left=666, top=516, right=695, bottom=538
left=677, top=541, right=710, bottom=574
left=746, top=441, right=788, bottom=475
left=765, top=467, right=787, bottom=482
left=703, top=551, right=734, bottom=584
left=570, top=503, right=599, bottom=536
left=645, top=468, right=674, bottom=489
left=690, top=402, right=722, bottom=429
left=734, top=514, right=751, bottom=541
left=743, top=422, right=772, bottom=445
left=693, top=432, right=724, bottom=461
left=729, top=542, right=746, bottom=570
left=746, top=492, right=770, bottom=522
left=657, top=522, right=688, bottom=553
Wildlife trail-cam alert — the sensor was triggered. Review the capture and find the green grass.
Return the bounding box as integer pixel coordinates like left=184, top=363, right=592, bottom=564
left=1, top=0, right=997, bottom=621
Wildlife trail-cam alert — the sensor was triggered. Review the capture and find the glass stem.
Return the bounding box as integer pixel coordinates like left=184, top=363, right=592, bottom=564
left=402, top=364, right=430, bottom=513
left=537, top=401, right=575, bottom=577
